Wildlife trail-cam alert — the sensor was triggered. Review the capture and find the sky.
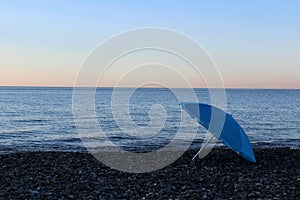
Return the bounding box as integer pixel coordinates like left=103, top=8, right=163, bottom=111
left=1, top=0, right=299, bottom=88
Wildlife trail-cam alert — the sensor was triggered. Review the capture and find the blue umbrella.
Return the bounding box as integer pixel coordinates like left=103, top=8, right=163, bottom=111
left=180, top=102, right=256, bottom=162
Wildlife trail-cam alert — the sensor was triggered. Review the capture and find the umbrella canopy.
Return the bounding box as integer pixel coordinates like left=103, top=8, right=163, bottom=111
left=180, top=102, right=256, bottom=162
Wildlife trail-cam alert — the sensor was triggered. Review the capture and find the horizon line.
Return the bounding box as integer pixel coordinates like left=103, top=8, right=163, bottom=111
left=0, top=85, right=299, bottom=90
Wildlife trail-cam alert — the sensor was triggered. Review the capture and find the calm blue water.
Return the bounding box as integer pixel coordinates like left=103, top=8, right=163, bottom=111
left=0, top=87, right=299, bottom=153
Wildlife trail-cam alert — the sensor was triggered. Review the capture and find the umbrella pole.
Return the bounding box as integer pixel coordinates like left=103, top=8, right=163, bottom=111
left=192, top=134, right=215, bottom=161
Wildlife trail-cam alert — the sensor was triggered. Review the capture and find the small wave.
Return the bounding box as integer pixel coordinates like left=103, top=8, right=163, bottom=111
left=13, top=119, right=49, bottom=123
left=61, top=138, right=81, bottom=143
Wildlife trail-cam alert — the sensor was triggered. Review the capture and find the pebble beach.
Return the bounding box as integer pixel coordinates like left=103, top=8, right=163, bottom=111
left=0, top=148, right=299, bottom=199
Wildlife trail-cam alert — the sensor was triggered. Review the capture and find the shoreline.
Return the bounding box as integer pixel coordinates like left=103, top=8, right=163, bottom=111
left=1, top=148, right=299, bottom=199
left=1, top=143, right=299, bottom=155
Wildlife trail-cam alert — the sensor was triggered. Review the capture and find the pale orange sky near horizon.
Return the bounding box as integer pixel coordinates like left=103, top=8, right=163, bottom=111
left=1, top=1, right=300, bottom=89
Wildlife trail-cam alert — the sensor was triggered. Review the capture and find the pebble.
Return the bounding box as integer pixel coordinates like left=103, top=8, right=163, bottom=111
left=0, top=148, right=299, bottom=199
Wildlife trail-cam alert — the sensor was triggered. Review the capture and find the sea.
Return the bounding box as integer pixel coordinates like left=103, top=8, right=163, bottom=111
left=0, top=87, right=299, bottom=153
